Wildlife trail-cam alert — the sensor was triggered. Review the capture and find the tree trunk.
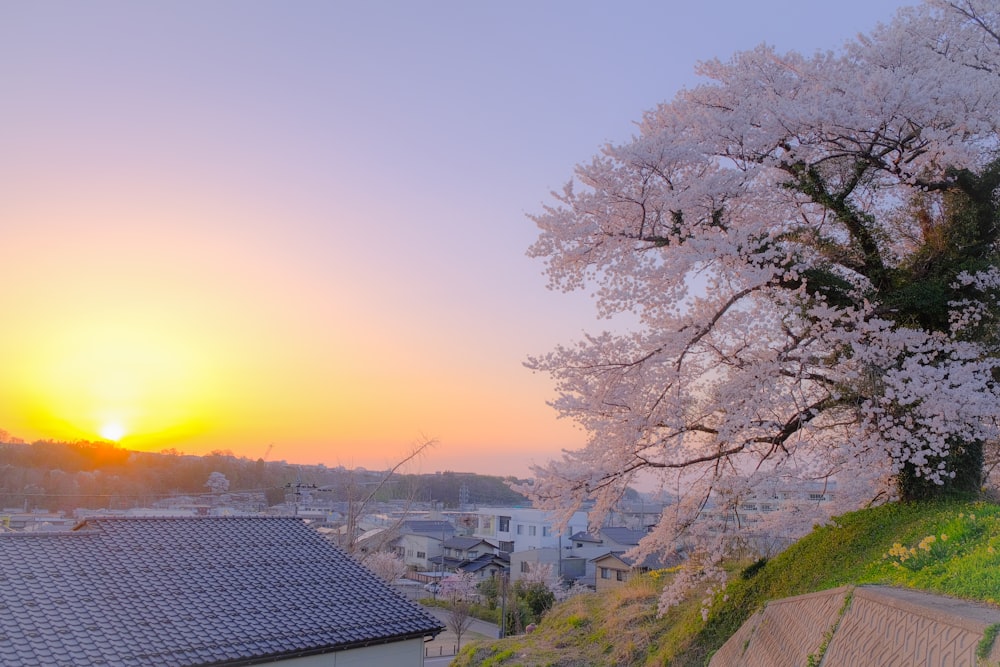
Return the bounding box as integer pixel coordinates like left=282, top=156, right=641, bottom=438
left=896, top=440, right=983, bottom=502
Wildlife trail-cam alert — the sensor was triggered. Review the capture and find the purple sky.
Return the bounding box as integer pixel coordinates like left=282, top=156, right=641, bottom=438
left=1, top=1, right=913, bottom=475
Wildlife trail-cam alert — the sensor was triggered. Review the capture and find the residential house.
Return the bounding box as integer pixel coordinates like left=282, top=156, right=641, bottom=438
left=591, top=550, right=678, bottom=592
left=0, top=516, right=443, bottom=666
left=391, top=519, right=455, bottom=571
left=458, top=552, right=510, bottom=581
left=511, top=526, right=652, bottom=586
left=510, top=546, right=587, bottom=584
left=569, top=527, right=648, bottom=551
left=603, top=500, right=668, bottom=532
left=428, top=536, right=498, bottom=572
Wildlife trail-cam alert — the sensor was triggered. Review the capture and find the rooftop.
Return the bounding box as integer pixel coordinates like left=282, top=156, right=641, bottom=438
left=0, top=516, right=443, bottom=666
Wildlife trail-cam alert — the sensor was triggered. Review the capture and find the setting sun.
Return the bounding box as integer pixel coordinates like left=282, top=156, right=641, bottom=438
left=100, top=422, right=126, bottom=442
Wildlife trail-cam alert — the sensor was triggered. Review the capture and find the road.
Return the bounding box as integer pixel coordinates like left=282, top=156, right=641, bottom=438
left=421, top=604, right=501, bottom=665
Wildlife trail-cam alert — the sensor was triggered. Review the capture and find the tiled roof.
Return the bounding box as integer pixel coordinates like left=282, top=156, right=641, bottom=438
left=441, top=536, right=490, bottom=550
left=620, top=550, right=682, bottom=570
left=0, top=517, right=443, bottom=666
left=600, top=527, right=647, bottom=546
left=458, top=553, right=508, bottom=574
left=569, top=531, right=601, bottom=543
left=590, top=549, right=683, bottom=570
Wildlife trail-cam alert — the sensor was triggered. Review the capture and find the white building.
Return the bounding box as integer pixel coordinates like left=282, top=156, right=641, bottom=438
left=472, top=507, right=590, bottom=554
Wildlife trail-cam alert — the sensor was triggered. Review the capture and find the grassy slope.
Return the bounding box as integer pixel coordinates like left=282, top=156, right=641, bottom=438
left=453, top=499, right=1000, bottom=666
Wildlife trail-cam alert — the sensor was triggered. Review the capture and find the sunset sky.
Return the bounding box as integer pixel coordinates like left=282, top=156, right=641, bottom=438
left=2, top=1, right=911, bottom=476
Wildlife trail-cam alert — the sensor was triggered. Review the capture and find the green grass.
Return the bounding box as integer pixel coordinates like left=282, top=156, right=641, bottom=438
left=454, top=500, right=1000, bottom=666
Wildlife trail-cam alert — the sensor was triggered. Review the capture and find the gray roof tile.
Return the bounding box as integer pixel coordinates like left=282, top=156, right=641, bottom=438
left=0, top=517, right=442, bottom=666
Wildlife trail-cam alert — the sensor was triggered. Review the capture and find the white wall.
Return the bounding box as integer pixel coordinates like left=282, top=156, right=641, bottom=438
left=267, top=637, right=427, bottom=666
left=473, top=507, right=589, bottom=553
left=395, top=534, right=442, bottom=570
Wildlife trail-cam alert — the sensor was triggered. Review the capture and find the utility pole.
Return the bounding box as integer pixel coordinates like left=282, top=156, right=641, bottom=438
left=499, top=572, right=507, bottom=639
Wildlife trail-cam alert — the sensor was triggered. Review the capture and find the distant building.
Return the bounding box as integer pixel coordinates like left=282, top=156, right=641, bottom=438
left=458, top=552, right=510, bottom=580
left=425, top=536, right=510, bottom=580
left=428, top=536, right=498, bottom=571
left=391, top=519, right=456, bottom=570
left=0, top=509, right=75, bottom=532
left=591, top=550, right=680, bottom=592
left=472, top=506, right=589, bottom=554
left=511, top=526, right=651, bottom=586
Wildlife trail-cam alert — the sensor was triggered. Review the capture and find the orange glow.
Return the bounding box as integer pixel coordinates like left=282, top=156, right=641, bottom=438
left=8, top=313, right=215, bottom=445
left=0, top=191, right=587, bottom=477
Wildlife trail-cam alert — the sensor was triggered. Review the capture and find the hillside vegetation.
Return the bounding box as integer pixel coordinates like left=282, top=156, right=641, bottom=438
left=454, top=500, right=1000, bottom=666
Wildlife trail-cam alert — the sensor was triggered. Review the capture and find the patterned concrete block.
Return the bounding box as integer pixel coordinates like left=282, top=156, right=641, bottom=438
left=710, top=586, right=851, bottom=667
left=824, top=586, right=1000, bottom=667
left=710, top=609, right=762, bottom=667
left=712, top=585, right=1000, bottom=667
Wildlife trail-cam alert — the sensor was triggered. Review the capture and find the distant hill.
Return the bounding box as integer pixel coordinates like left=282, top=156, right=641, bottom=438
left=0, top=437, right=528, bottom=513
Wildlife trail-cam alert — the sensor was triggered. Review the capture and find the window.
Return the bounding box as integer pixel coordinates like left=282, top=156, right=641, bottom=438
left=600, top=567, right=611, bottom=579
left=499, top=541, right=514, bottom=552
left=528, top=526, right=537, bottom=536
left=407, top=549, right=414, bottom=557
left=468, top=551, right=478, bottom=558
left=542, top=527, right=550, bottom=537
left=498, top=516, right=510, bottom=532
left=616, top=570, right=625, bottom=581
left=521, top=561, right=530, bottom=573
left=809, top=493, right=825, bottom=501
left=517, top=525, right=524, bottom=535
left=417, top=551, right=426, bottom=559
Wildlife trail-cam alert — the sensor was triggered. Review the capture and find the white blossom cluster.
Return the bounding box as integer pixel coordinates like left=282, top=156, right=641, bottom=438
left=523, top=1, right=1000, bottom=615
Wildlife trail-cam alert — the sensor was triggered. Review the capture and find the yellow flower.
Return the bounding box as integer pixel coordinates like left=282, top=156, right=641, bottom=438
left=940, top=534, right=948, bottom=541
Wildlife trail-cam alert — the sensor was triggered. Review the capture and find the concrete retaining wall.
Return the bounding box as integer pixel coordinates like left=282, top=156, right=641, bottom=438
left=710, top=585, right=1000, bottom=666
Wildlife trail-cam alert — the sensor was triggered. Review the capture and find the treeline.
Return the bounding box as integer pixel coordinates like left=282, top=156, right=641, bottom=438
left=0, top=437, right=528, bottom=513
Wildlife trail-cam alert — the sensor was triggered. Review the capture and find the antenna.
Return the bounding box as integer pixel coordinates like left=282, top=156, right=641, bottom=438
left=284, top=467, right=317, bottom=516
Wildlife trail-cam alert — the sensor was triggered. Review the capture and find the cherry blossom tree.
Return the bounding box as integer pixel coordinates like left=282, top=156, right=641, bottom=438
left=439, top=570, right=480, bottom=601
left=361, top=549, right=409, bottom=583
left=439, top=571, right=479, bottom=651
left=519, top=561, right=566, bottom=601
left=205, top=471, right=230, bottom=495
left=524, top=0, right=1000, bottom=607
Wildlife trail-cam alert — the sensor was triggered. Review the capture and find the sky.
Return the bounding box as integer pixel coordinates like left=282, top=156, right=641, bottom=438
left=1, top=0, right=914, bottom=477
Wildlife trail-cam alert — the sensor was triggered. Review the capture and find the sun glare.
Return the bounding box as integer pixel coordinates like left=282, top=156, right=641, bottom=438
left=100, top=422, right=127, bottom=442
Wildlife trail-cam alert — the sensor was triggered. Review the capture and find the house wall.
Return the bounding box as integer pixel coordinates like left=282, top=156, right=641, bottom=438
left=509, top=544, right=613, bottom=584
left=566, top=546, right=607, bottom=584
left=276, top=637, right=427, bottom=666
left=593, top=559, right=630, bottom=593
left=509, top=547, right=561, bottom=583
left=394, top=534, right=442, bottom=570
left=560, top=556, right=586, bottom=581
